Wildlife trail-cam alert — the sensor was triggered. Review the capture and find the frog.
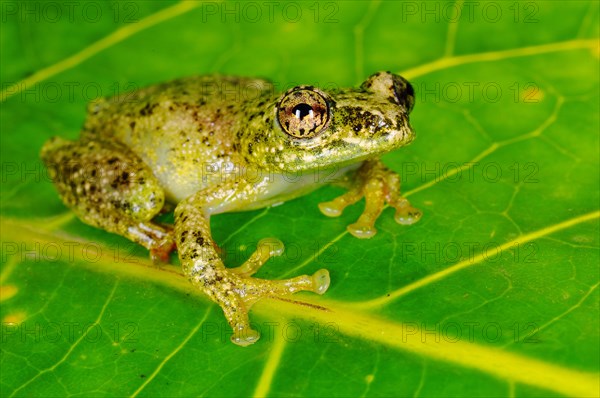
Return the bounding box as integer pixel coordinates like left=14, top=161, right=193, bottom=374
left=41, top=71, right=422, bottom=346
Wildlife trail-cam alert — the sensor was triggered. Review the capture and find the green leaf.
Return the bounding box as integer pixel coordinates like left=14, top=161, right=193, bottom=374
left=1, top=1, right=598, bottom=397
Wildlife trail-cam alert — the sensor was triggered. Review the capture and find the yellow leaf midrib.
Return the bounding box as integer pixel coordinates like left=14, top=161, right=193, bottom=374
left=254, top=297, right=599, bottom=398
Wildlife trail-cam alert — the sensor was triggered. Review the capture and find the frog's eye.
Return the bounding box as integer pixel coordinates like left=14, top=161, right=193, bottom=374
left=277, top=89, right=330, bottom=138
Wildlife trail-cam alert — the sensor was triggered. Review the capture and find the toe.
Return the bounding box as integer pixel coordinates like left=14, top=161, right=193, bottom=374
left=231, top=328, right=260, bottom=347
left=347, top=222, right=377, bottom=239
left=319, top=201, right=343, bottom=217
left=395, top=207, right=422, bottom=225
left=312, top=269, right=330, bottom=294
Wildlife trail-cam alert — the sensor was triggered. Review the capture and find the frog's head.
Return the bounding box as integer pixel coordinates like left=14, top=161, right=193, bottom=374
left=240, top=71, right=415, bottom=173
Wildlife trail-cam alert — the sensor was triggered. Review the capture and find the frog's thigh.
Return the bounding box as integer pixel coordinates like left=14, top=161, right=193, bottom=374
left=41, top=137, right=174, bottom=260
left=174, top=188, right=330, bottom=346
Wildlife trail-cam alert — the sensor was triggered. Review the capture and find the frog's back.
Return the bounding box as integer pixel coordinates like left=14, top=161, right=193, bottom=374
left=82, top=76, right=275, bottom=201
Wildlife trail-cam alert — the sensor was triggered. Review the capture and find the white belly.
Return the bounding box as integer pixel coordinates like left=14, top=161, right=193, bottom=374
left=162, top=162, right=361, bottom=214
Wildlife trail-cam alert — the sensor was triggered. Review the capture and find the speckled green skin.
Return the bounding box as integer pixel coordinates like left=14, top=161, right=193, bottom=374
left=41, top=72, right=421, bottom=345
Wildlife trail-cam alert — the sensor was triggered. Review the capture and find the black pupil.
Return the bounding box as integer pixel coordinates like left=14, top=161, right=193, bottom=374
left=292, top=103, right=313, bottom=120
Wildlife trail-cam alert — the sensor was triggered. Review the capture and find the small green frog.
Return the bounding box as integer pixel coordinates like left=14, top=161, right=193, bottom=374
left=41, top=72, right=421, bottom=346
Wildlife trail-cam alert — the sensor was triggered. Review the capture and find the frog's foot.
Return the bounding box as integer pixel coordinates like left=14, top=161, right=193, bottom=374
left=129, top=222, right=175, bottom=263
left=225, top=267, right=330, bottom=346
left=158, top=202, right=176, bottom=214
left=175, top=189, right=330, bottom=346
left=318, top=159, right=421, bottom=239
left=192, top=239, right=330, bottom=346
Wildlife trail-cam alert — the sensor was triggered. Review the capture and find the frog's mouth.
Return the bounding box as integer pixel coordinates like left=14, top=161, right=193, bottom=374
left=273, top=111, right=415, bottom=171
left=270, top=127, right=415, bottom=173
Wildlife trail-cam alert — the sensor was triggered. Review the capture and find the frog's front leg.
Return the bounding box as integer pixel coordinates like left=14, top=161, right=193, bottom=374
left=319, top=159, right=422, bottom=238
left=174, top=187, right=330, bottom=346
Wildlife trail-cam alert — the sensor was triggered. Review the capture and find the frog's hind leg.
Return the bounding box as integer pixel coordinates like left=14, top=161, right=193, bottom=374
left=41, top=137, right=175, bottom=262
left=175, top=195, right=329, bottom=346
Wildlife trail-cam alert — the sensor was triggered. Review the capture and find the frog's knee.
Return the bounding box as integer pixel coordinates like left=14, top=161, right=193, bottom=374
left=89, top=159, right=166, bottom=221
left=121, top=176, right=165, bottom=221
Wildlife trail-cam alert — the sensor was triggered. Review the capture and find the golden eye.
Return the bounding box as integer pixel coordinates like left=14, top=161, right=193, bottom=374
left=277, top=88, right=330, bottom=138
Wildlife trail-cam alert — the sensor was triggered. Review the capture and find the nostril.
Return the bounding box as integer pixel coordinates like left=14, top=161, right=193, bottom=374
left=405, top=80, right=415, bottom=98
left=392, top=75, right=415, bottom=113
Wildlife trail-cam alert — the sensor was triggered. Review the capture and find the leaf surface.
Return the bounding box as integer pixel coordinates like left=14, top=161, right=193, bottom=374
left=1, top=1, right=599, bottom=397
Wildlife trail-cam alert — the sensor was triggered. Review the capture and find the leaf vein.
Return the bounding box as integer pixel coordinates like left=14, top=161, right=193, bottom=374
left=401, top=38, right=598, bottom=80
left=9, top=280, right=119, bottom=397
left=0, top=1, right=202, bottom=102
left=354, top=210, right=600, bottom=309
left=130, top=307, right=212, bottom=397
